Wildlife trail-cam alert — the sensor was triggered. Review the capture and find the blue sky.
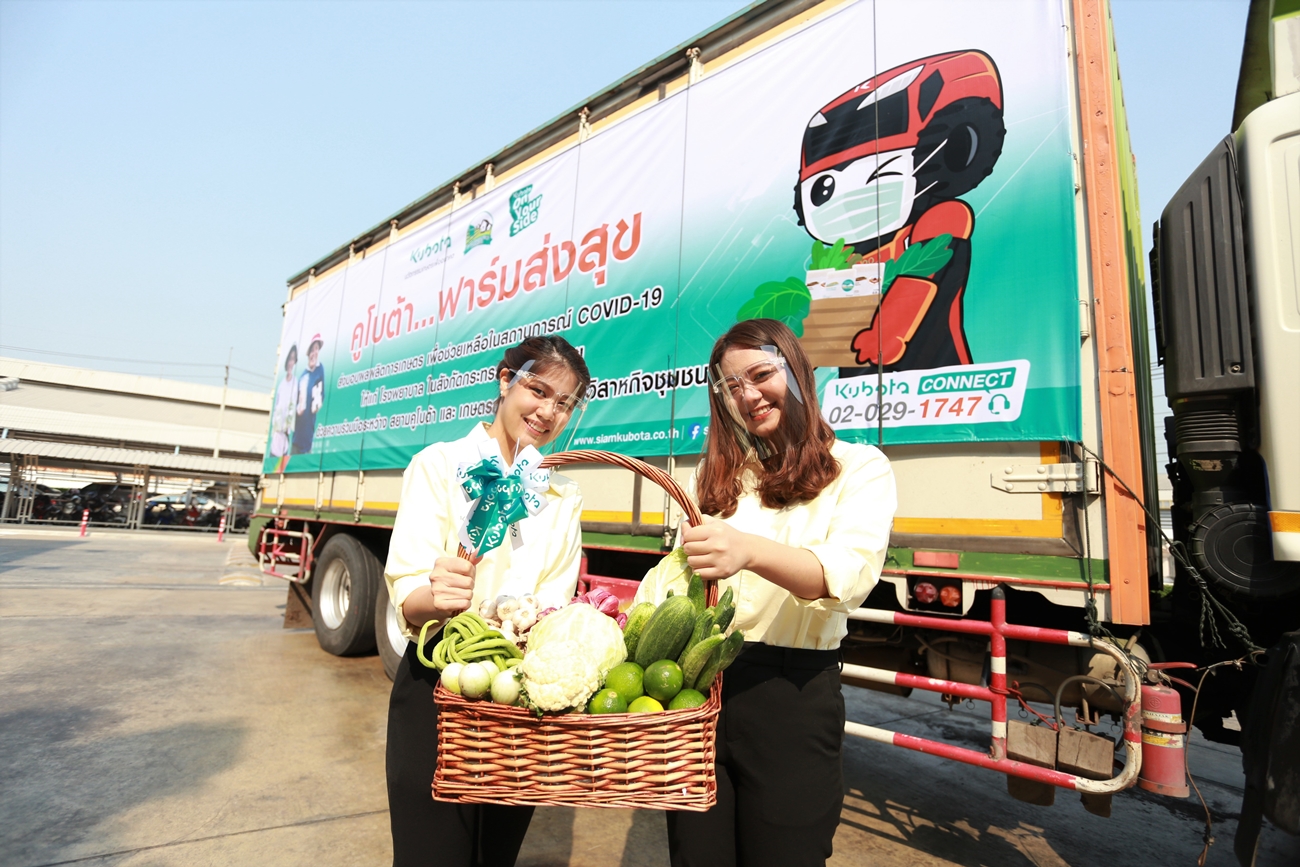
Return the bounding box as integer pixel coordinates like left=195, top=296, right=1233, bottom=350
left=0, top=0, right=1250, bottom=395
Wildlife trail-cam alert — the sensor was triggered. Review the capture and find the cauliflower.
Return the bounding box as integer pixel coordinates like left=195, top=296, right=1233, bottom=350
left=520, top=602, right=627, bottom=712
left=519, top=640, right=604, bottom=712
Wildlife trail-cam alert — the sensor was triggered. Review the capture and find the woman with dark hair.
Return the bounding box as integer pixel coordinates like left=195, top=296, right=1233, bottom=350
left=636, top=318, right=896, bottom=867
left=383, top=335, right=591, bottom=867
left=270, top=344, right=298, bottom=459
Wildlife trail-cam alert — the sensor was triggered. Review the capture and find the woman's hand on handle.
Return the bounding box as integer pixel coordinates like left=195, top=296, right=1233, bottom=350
left=682, top=516, right=751, bottom=581
left=399, top=557, right=477, bottom=630
left=428, top=556, right=476, bottom=619
left=682, top=516, right=829, bottom=601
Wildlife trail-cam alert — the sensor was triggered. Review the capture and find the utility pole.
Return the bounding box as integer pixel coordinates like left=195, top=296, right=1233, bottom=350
left=213, top=347, right=231, bottom=458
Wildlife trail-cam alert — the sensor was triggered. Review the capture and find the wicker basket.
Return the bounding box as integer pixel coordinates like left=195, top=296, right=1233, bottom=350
left=433, top=449, right=720, bottom=810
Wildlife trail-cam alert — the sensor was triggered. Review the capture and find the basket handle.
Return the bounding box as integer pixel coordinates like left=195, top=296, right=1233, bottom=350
left=456, top=449, right=711, bottom=602
left=537, top=449, right=702, bottom=527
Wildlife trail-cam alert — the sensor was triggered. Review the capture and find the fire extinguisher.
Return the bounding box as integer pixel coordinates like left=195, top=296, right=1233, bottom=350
left=1137, top=681, right=1190, bottom=797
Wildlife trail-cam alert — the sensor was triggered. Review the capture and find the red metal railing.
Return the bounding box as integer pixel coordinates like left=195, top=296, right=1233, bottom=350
left=257, top=523, right=315, bottom=584
left=843, top=585, right=1143, bottom=794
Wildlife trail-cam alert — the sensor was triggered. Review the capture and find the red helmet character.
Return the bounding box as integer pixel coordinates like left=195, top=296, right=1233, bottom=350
left=795, top=50, right=1005, bottom=247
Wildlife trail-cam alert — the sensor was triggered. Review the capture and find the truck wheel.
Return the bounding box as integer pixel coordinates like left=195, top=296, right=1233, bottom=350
left=310, top=534, right=379, bottom=656
left=374, top=576, right=408, bottom=680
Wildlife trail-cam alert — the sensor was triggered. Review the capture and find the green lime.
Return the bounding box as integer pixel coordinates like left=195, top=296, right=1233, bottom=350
left=667, top=688, right=707, bottom=710
left=643, top=659, right=684, bottom=704
left=603, top=662, right=645, bottom=704
left=627, top=696, right=664, bottom=713
left=587, top=688, right=628, bottom=715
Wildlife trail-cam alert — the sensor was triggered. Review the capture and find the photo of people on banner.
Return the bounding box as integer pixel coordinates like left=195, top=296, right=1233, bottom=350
left=269, top=331, right=328, bottom=471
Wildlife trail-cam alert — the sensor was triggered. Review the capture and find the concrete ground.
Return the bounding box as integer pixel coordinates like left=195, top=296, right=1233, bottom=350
left=1, top=527, right=1296, bottom=867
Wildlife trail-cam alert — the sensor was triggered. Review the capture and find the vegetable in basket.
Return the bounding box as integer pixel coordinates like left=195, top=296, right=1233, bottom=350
left=570, top=586, right=628, bottom=627
left=478, top=593, right=542, bottom=645
left=420, top=610, right=522, bottom=675
left=520, top=602, right=627, bottom=711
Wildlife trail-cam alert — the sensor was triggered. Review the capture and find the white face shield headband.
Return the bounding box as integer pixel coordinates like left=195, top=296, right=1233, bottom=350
left=709, top=344, right=802, bottom=459
left=503, top=358, right=589, bottom=454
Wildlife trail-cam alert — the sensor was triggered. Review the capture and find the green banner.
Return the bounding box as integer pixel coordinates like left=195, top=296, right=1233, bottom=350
left=266, top=0, right=1082, bottom=473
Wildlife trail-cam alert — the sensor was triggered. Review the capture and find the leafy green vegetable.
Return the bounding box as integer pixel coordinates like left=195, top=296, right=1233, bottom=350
left=882, top=234, right=954, bottom=292
left=809, top=238, right=856, bottom=271
left=736, top=276, right=811, bottom=336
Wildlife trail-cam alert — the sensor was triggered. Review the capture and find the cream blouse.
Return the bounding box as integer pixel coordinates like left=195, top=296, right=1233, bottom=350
left=635, top=439, right=896, bottom=650
left=383, top=423, right=583, bottom=641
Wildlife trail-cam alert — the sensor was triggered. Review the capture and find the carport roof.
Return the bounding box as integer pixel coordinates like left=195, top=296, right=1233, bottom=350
left=0, top=437, right=261, bottom=479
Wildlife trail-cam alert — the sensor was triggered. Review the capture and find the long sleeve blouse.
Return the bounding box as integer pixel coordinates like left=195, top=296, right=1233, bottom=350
left=383, top=423, right=584, bottom=641
left=636, top=439, right=896, bottom=650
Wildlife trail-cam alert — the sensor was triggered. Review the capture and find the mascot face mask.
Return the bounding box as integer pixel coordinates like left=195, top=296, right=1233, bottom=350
left=799, top=148, right=918, bottom=244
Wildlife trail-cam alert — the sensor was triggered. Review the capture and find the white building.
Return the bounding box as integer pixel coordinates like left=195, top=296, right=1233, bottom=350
left=0, top=357, right=270, bottom=526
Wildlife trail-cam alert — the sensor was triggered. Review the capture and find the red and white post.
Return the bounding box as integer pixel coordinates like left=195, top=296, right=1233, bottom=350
left=78, top=508, right=90, bottom=537
left=217, top=513, right=227, bottom=542
left=988, top=586, right=1009, bottom=761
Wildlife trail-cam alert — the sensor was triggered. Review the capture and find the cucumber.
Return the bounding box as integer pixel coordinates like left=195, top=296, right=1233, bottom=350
left=713, top=587, right=736, bottom=631
left=693, top=630, right=745, bottom=691
left=621, top=602, right=657, bottom=660
left=634, top=595, right=698, bottom=668
left=687, top=572, right=706, bottom=614
left=678, top=609, right=717, bottom=664
left=681, top=634, right=726, bottom=688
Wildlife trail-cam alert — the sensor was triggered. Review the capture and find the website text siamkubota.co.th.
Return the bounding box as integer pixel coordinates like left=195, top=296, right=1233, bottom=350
left=570, top=429, right=682, bottom=446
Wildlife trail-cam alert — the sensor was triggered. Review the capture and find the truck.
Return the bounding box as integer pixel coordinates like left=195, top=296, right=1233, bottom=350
left=251, top=0, right=1299, bottom=850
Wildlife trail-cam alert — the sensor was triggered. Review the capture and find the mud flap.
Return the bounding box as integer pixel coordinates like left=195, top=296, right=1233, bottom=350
left=284, top=582, right=314, bottom=629
left=1235, top=630, right=1300, bottom=866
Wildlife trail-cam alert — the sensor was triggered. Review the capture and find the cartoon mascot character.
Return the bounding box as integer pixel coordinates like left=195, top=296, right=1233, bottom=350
left=795, top=50, right=1004, bottom=371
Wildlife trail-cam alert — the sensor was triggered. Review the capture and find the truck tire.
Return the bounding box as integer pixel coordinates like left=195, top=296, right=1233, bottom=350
left=374, top=575, right=408, bottom=681
left=311, top=534, right=379, bottom=656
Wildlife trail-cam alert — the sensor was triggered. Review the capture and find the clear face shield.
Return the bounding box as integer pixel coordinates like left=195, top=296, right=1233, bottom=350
left=504, top=359, right=590, bottom=454
left=709, top=344, right=803, bottom=459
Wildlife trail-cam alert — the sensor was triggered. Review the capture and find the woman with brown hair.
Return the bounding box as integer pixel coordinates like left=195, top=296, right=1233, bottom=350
left=636, top=318, right=896, bottom=867
left=383, top=335, right=591, bottom=867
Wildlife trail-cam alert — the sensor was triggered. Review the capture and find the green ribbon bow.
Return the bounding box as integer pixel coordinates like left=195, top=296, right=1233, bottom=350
left=459, top=458, right=531, bottom=555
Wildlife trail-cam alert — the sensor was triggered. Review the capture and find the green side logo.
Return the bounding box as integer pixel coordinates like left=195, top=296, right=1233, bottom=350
left=509, top=184, right=543, bottom=237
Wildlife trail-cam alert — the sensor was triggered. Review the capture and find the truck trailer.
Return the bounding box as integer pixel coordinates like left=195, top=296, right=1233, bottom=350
left=251, top=0, right=1300, bottom=848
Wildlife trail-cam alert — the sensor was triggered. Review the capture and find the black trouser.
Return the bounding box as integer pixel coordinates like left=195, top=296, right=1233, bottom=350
left=386, top=639, right=534, bottom=867
left=666, top=643, right=845, bottom=867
